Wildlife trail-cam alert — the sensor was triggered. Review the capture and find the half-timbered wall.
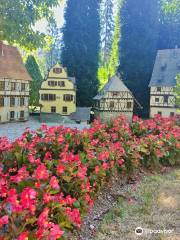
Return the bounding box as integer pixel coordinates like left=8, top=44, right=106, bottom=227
left=94, top=91, right=134, bottom=121
left=0, top=78, right=30, bottom=123
left=150, top=86, right=178, bottom=118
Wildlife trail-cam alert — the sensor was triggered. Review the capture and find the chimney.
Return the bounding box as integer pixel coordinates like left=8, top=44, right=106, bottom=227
left=0, top=41, right=4, bottom=57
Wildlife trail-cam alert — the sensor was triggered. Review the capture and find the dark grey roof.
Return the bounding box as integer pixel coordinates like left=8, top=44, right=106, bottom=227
left=93, top=75, right=131, bottom=100
left=149, top=48, right=180, bottom=87
left=70, top=107, right=91, bottom=121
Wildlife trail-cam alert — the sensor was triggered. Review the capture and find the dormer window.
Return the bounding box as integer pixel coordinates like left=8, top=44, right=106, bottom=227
left=157, top=87, right=161, bottom=92
left=112, top=92, right=118, bottom=97
left=53, top=68, right=62, bottom=74
left=161, top=63, right=167, bottom=71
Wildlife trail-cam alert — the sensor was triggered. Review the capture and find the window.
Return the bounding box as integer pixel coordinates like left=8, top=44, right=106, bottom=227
left=112, top=92, right=118, bottom=97
left=21, top=83, right=25, bottom=91
left=10, top=97, right=15, bottom=107
left=0, top=96, right=4, bottom=107
left=62, top=106, right=67, bottom=113
left=10, top=111, right=15, bottom=120
left=41, top=94, right=56, bottom=101
left=127, top=102, right=132, bottom=109
left=11, top=82, right=16, bottom=91
left=51, top=106, right=56, bottom=113
left=157, top=87, right=161, bottom=92
left=53, top=68, right=62, bottom=74
left=58, top=81, right=65, bottom=87
left=170, top=112, right=175, bottom=117
left=20, top=111, right=24, bottom=119
left=20, top=98, right=24, bottom=106
left=164, top=95, right=168, bottom=103
left=110, top=101, right=114, bottom=108
left=48, top=81, right=57, bottom=87
left=158, top=111, right=162, bottom=115
left=63, top=94, right=73, bottom=101
left=0, top=81, right=5, bottom=90
left=155, top=98, right=159, bottom=102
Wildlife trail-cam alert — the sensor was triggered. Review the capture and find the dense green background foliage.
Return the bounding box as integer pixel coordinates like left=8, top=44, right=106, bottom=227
left=25, top=56, right=43, bottom=106
left=0, top=0, right=59, bottom=49
left=62, top=0, right=101, bottom=107
left=118, top=0, right=159, bottom=117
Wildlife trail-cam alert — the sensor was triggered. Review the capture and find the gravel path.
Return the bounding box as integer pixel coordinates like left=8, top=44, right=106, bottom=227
left=0, top=117, right=89, bottom=141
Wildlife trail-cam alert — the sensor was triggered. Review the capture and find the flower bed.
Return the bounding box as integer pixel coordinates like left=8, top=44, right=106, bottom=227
left=0, top=115, right=179, bottom=239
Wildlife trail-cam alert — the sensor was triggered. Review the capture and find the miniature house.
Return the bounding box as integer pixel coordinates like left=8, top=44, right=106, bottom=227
left=149, top=48, right=180, bottom=118
left=0, top=42, right=31, bottom=123
left=39, top=63, right=76, bottom=116
left=93, top=75, right=136, bottom=121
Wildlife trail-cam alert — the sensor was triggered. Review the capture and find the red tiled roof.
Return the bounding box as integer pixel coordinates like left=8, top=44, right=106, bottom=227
left=0, top=42, right=32, bottom=81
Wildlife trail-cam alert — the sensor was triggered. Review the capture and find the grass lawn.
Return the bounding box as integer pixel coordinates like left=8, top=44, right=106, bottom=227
left=95, top=169, right=180, bottom=240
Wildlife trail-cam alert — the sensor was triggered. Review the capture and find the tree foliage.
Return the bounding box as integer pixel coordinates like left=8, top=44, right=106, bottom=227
left=175, top=74, right=180, bottom=108
left=100, top=0, right=114, bottom=64
left=0, top=0, right=59, bottom=49
left=46, top=19, right=62, bottom=69
left=98, top=4, right=121, bottom=89
left=25, top=55, right=43, bottom=106
left=62, top=0, right=101, bottom=107
left=158, top=0, right=180, bottom=50
left=118, top=0, right=159, bottom=117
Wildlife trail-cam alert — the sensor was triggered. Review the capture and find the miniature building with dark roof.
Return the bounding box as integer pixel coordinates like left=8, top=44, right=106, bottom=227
left=0, top=41, right=31, bottom=123
left=149, top=48, right=180, bottom=118
left=93, top=75, right=136, bottom=121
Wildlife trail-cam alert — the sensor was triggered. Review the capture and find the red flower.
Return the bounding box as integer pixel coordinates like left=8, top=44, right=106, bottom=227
left=65, top=195, right=76, bottom=205
left=50, top=176, right=60, bottom=190
left=18, top=231, right=29, bottom=240
left=94, top=166, right=99, bottom=174
left=66, top=208, right=81, bottom=228
left=10, top=166, right=29, bottom=183
left=57, top=164, right=65, bottom=174
left=20, top=187, right=37, bottom=214
left=118, top=159, right=125, bottom=166
left=77, top=166, right=87, bottom=179
left=37, top=208, right=49, bottom=228
left=33, top=163, right=49, bottom=180
left=44, top=152, right=52, bottom=161
left=0, top=215, right=8, bottom=227
left=98, top=151, right=109, bottom=161
left=48, top=224, right=64, bottom=240
left=28, top=154, right=41, bottom=164
left=43, top=193, right=52, bottom=204
left=102, top=163, right=110, bottom=170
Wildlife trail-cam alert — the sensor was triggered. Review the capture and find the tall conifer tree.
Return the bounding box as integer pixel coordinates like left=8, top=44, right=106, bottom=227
left=25, top=56, right=43, bottom=106
left=158, top=0, right=180, bottom=49
left=62, top=0, right=101, bottom=106
left=119, top=0, right=159, bottom=117
left=100, top=0, right=114, bottom=64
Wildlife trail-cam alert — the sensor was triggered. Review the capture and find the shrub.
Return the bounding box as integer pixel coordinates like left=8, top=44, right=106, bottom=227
left=0, top=115, right=179, bottom=239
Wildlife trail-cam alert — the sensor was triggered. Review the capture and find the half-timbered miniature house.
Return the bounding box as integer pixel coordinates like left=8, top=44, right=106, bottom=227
left=149, top=48, right=180, bottom=118
left=0, top=41, right=31, bottom=123
left=93, top=75, right=136, bottom=121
